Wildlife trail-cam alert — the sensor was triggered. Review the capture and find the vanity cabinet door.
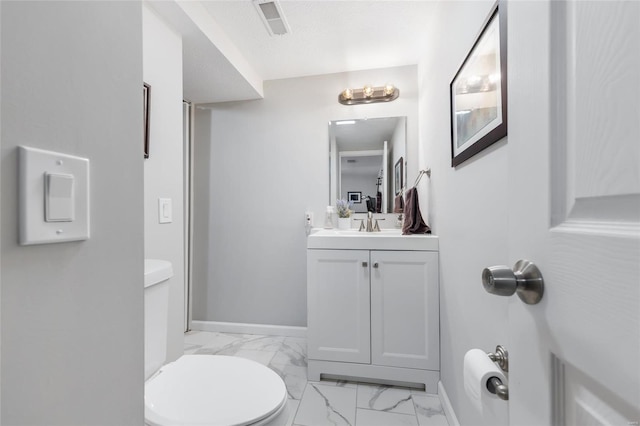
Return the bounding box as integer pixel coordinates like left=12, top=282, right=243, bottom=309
left=307, top=249, right=371, bottom=364
left=370, top=250, right=439, bottom=370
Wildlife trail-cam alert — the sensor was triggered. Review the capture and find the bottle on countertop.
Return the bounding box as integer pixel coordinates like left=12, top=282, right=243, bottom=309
left=324, top=206, right=335, bottom=229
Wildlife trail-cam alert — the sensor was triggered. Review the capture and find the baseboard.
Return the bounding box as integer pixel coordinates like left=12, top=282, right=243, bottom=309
left=438, top=380, right=460, bottom=426
left=190, top=320, right=307, bottom=338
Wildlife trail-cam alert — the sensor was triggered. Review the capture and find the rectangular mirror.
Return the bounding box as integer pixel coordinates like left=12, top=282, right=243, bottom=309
left=329, top=117, right=406, bottom=214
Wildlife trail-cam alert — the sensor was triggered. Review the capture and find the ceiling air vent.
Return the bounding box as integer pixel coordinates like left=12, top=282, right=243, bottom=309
left=253, top=0, right=290, bottom=36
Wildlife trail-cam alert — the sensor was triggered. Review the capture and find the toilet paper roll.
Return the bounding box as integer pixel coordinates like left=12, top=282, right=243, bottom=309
left=463, top=349, right=507, bottom=413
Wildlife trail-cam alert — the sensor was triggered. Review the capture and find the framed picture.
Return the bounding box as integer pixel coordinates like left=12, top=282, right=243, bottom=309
left=347, top=192, right=362, bottom=204
left=143, top=83, right=151, bottom=159
left=394, top=157, right=404, bottom=195
left=450, top=2, right=507, bottom=167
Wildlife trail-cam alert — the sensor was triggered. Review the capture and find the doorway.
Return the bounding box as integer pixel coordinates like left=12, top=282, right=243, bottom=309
left=183, top=100, right=193, bottom=332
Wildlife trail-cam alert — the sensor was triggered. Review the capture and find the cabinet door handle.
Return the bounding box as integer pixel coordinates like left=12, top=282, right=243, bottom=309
left=362, top=262, right=368, bottom=267
left=373, top=262, right=379, bottom=268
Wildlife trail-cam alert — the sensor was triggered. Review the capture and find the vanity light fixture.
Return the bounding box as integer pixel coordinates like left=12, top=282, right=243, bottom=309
left=338, top=84, right=399, bottom=105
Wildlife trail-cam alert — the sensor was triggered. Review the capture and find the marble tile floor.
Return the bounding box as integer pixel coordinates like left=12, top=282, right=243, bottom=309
left=184, top=330, right=449, bottom=426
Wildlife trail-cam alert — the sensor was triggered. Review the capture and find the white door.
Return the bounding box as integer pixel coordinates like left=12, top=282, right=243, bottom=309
left=370, top=250, right=439, bottom=370
left=307, top=249, right=371, bottom=364
left=507, top=1, right=640, bottom=424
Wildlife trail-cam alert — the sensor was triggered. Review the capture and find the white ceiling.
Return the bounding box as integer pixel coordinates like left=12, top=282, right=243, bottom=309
left=331, top=117, right=401, bottom=151
left=148, top=1, right=437, bottom=103
left=200, top=1, right=437, bottom=81
left=341, top=154, right=383, bottom=177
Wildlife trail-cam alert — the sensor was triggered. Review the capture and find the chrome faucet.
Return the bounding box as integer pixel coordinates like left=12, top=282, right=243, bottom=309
left=358, top=211, right=381, bottom=232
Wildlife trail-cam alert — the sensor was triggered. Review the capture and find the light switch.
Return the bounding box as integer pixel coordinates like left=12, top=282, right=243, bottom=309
left=158, top=198, right=172, bottom=223
left=18, top=146, right=89, bottom=245
left=45, top=173, right=75, bottom=222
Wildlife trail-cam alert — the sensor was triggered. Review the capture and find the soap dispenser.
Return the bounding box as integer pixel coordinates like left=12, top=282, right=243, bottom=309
left=324, top=206, right=335, bottom=229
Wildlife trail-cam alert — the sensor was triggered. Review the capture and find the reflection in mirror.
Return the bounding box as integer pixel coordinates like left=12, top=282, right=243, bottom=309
left=329, top=117, right=406, bottom=214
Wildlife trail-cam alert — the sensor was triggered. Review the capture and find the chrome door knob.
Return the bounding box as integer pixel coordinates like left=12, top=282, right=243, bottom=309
left=482, top=259, right=544, bottom=305
left=482, top=265, right=518, bottom=297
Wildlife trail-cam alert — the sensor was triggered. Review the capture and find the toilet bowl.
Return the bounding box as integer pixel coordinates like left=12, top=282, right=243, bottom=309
left=144, top=259, right=289, bottom=426
left=145, top=355, right=288, bottom=426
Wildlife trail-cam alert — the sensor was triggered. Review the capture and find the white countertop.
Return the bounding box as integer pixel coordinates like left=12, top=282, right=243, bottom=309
left=307, top=228, right=439, bottom=251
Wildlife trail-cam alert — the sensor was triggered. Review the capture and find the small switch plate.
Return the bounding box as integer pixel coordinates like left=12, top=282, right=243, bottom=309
left=19, top=146, right=89, bottom=245
left=158, top=198, right=172, bottom=224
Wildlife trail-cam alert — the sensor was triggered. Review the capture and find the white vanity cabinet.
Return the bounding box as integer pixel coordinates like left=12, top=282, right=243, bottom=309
left=307, top=249, right=371, bottom=364
left=370, top=250, right=439, bottom=370
left=306, top=230, right=439, bottom=391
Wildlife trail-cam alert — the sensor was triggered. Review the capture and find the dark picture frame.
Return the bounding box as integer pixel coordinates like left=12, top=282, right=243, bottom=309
left=347, top=192, right=362, bottom=204
left=394, top=157, right=404, bottom=195
left=143, top=83, right=151, bottom=159
left=450, top=2, right=507, bottom=167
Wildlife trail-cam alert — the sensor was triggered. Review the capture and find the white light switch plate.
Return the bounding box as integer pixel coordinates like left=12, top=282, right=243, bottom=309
left=158, top=198, right=172, bottom=224
left=19, top=146, right=90, bottom=245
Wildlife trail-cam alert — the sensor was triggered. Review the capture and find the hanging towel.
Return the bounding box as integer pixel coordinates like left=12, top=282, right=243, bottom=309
left=402, top=187, right=431, bottom=235
left=393, top=194, right=404, bottom=213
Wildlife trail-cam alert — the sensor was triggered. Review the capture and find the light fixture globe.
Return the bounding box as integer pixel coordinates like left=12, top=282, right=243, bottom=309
left=363, top=85, right=374, bottom=98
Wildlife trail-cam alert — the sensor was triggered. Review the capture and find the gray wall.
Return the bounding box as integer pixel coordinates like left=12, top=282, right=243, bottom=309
left=418, top=1, right=508, bottom=424
left=341, top=170, right=379, bottom=213
left=143, top=3, right=185, bottom=363
left=1, top=2, right=144, bottom=424
left=193, top=65, right=419, bottom=326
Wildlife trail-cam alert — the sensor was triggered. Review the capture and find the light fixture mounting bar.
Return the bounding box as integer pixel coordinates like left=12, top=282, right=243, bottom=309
left=338, top=85, right=399, bottom=105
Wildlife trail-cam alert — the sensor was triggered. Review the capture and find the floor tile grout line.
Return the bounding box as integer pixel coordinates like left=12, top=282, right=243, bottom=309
left=289, top=397, right=302, bottom=426
left=354, top=383, right=360, bottom=425
left=411, top=390, right=420, bottom=421
left=356, top=406, right=421, bottom=417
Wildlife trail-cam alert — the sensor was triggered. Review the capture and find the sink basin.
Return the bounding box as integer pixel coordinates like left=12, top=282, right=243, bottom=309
left=307, top=228, right=438, bottom=250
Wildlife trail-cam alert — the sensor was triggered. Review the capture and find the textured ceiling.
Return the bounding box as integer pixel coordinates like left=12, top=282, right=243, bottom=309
left=332, top=117, right=401, bottom=151
left=200, top=1, right=437, bottom=81
left=148, top=1, right=437, bottom=103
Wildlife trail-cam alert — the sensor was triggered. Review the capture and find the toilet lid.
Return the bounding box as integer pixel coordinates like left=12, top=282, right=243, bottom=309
left=145, top=355, right=288, bottom=426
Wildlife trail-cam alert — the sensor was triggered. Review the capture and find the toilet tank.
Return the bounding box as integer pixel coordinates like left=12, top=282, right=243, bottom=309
left=144, top=259, right=173, bottom=380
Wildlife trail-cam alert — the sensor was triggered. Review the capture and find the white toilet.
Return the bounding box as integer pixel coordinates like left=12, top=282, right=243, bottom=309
left=144, top=259, right=289, bottom=426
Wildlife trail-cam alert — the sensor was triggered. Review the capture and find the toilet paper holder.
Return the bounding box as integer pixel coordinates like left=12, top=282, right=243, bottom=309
left=487, top=345, right=509, bottom=401
left=487, top=377, right=509, bottom=401
left=487, top=345, right=508, bottom=372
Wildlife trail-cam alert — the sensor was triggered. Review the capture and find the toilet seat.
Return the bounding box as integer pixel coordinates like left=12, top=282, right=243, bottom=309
left=145, top=355, right=288, bottom=426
